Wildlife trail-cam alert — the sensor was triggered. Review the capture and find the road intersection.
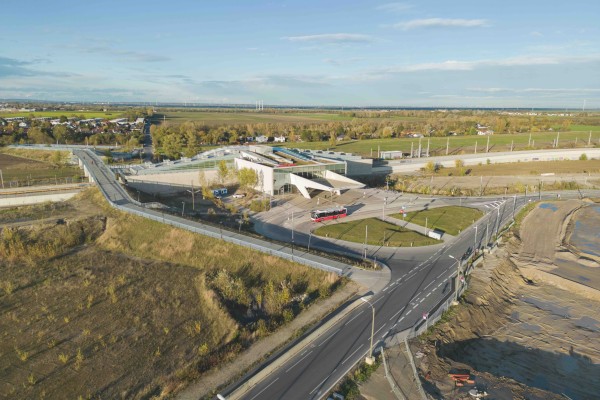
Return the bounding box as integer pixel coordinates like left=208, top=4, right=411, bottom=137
left=72, top=148, right=597, bottom=400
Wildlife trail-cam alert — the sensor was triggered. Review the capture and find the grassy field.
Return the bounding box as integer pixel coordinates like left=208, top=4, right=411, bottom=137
left=0, top=111, right=122, bottom=119
left=313, top=217, right=439, bottom=247
left=391, top=206, right=483, bottom=236
left=152, top=111, right=359, bottom=125
left=0, top=189, right=340, bottom=399
left=278, top=130, right=600, bottom=157
left=441, top=159, right=600, bottom=177
left=0, top=149, right=83, bottom=186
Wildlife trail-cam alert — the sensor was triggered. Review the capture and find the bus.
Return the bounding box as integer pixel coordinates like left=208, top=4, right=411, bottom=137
left=310, top=207, right=348, bottom=222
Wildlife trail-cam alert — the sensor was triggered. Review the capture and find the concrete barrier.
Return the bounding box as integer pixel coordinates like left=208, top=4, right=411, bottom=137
left=227, top=298, right=366, bottom=400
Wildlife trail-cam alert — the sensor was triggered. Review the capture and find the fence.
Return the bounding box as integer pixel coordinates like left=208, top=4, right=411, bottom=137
left=75, top=149, right=343, bottom=276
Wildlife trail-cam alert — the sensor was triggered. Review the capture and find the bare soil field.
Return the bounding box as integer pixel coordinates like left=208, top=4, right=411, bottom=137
left=0, top=150, right=83, bottom=186
left=405, top=200, right=600, bottom=400
left=0, top=189, right=346, bottom=399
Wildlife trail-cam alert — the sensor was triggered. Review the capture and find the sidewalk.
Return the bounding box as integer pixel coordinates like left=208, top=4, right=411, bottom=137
left=384, top=215, right=456, bottom=242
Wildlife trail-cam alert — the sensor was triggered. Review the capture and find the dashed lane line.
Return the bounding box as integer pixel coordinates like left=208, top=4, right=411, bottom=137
left=341, top=344, right=364, bottom=365
left=249, top=377, right=280, bottom=400
left=285, top=350, right=314, bottom=373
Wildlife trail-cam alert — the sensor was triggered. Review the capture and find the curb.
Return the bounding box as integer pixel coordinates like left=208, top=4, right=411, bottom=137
left=227, top=297, right=366, bottom=400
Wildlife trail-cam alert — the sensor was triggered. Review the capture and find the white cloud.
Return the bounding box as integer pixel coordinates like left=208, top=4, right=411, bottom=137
left=375, top=54, right=600, bottom=74
left=468, top=87, right=600, bottom=94
left=282, top=33, right=375, bottom=44
left=393, top=18, right=489, bottom=30
left=376, top=2, right=412, bottom=12
left=530, top=31, right=543, bottom=37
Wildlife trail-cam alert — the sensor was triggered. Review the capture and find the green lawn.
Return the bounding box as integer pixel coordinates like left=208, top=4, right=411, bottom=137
left=152, top=111, right=358, bottom=125
left=391, top=206, right=483, bottom=236
left=313, top=217, right=440, bottom=247
left=0, top=111, right=122, bottom=119
left=277, top=130, right=600, bottom=158
left=571, top=124, right=600, bottom=132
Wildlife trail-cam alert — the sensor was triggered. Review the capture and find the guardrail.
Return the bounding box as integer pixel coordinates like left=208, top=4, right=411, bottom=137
left=74, top=149, right=343, bottom=276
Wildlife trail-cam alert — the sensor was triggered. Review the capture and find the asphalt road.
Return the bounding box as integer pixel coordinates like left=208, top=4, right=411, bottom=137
left=233, top=196, right=522, bottom=400
left=73, top=148, right=599, bottom=400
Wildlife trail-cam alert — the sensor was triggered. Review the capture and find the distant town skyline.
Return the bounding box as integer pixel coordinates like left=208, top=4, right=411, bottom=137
left=1, top=0, right=599, bottom=108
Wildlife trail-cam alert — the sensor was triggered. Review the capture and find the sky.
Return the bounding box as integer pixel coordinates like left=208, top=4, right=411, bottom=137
left=1, top=0, right=599, bottom=108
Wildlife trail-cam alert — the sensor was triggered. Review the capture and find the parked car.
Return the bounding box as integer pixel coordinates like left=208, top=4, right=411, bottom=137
left=232, top=193, right=246, bottom=199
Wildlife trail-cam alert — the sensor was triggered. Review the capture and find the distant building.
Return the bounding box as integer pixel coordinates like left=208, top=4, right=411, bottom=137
left=255, top=135, right=269, bottom=143
left=273, top=135, right=286, bottom=143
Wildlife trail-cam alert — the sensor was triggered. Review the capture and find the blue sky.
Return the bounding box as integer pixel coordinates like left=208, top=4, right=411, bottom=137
left=1, top=0, right=599, bottom=107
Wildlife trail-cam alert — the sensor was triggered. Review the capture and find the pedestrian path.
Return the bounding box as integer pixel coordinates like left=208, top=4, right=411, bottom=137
left=384, top=215, right=456, bottom=242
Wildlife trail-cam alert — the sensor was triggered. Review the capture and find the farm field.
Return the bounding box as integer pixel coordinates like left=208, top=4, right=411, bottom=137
left=278, top=130, right=600, bottom=157
left=441, top=159, right=600, bottom=177
left=0, top=190, right=341, bottom=399
left=391, top=206, right=483, bottom=236
left=0, top=111, right=122, bottom=119
left=313, top=217, right=439, bottom=247
left=152, top=111, right=362, bottom=125
left=0, top=149, right=83, bottom=187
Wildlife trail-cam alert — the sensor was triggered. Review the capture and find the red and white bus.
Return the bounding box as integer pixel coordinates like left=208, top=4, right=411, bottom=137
left=310, top=207, right=348, bottom=222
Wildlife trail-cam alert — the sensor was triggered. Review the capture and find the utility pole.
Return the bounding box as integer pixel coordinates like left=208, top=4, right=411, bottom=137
left=418, top=138, right=422, bottom=158
left=446, top=137, right=449, bottom=155
left=486, top=135, right=490, bottom=153
left=0, top=169, right=3, bottom=189
left=528, top=132, right=532, bottom=147
left=480, top=176, right=483, bottom=196
left=382, top=197, right=387, bottom=221
left=539, top=180, right=542, bottom=200
left=511, top=140, right=514, bottom=151
left=513, top=195, right=517, bottom=221
left=474, top=225, right=478, bottom=250
left=426, top=139, right=430, bottom=157
left=308, top=232, right=312, bottom=252
left=360, top=297, right=376, bottom=365
left=181, top=201, right=185, bottom=216
left=364, top=225, right=368, bottom=259
left=589, top=131, right=592, bottom=147
left=485, top=222, right=489, bottom=247
left=474, top=140, right=477, bottom=154
left=410, top=142, right=414, bottom=158
left=425, top=217, right=428, bottom=235
left=556, top=131, right=560, bottom=148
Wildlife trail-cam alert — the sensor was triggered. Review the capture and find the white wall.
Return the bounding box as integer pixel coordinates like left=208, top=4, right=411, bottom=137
left=234, top=158, right=274, bottom=195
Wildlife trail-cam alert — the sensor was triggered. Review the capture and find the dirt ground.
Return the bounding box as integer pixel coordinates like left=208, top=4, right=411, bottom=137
left=0, top=191, right=351, bottom=399
left=402, top=200, right=600, bottom=400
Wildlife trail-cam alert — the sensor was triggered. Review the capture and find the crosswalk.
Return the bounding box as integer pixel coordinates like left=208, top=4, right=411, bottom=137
left=469, top=200, right=505, bottom=210
left=483, top=201, right=504, bottom=210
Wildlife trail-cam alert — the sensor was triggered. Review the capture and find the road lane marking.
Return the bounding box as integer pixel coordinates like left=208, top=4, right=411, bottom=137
left=249, top=377, right=280, bottom=400
left=310, top=374, right=331, bottom=395
left=391, top=306, right=406, bottom=320
left=373, top=297, right=384, bottom=305
left=318, top=328, right=341, bottom=346
left=285, top=350, right=313, bottom=373
left=374, top=324, right=386, bottom=337
left=344, top=311, right=363, bottom=326
left=341, top=344, right=364, bottom=365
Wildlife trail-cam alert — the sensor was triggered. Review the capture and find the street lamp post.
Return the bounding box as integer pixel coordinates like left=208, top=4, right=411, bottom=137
left=360, top=297, right=376, bottom=365
left=474, top=225, right=478, bottom=250
left=308, top=232, right=312, bottom=252
left=449, top=255, right=461, bottom=301
left=181, top=202, right=185, bottom=217
left=382, top=197, right=387, bottom=221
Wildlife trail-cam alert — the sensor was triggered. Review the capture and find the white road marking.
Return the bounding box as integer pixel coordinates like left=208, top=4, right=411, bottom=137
left=249, top=377, right=280, bottom=400
left=374, top=324, right=386, bottom=337
left=344, top=311, right=364, bottom=326
left=310, top=374, right=331, bottom=395
left=391, top=306, right=406, bottom=320
left=319, top=328, right=341, bottom=346
left=373, top=297, right=383, bottom=305
left=341, top=344, right=364, bottom=365
left=286, top=350, right=314, bottom=373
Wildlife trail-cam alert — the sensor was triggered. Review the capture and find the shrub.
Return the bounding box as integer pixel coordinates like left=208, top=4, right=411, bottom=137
left=580, top=153, right=588, bottom=160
